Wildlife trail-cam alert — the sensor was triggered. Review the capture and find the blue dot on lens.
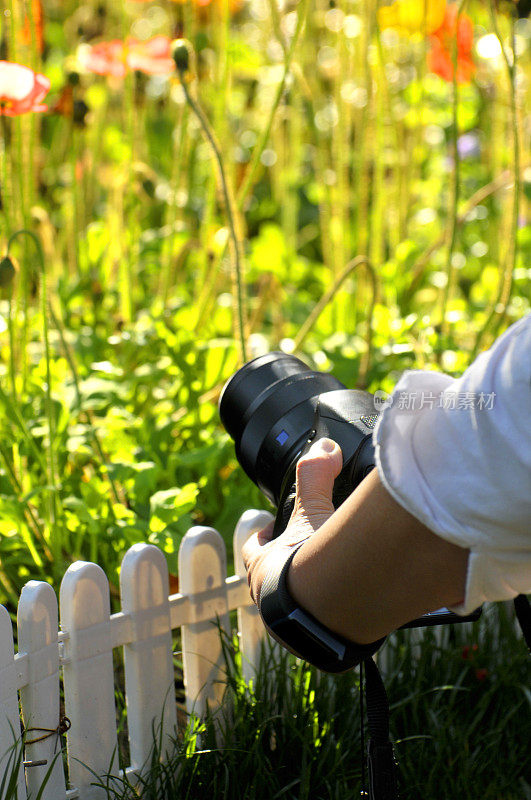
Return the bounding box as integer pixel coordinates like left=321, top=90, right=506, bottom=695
left=276, top=430, right=289, bottom=446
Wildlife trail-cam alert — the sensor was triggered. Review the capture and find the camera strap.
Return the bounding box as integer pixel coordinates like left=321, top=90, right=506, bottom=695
left=514, top=594, right=531, bottom=653
left=361, top=657, right=399, bottom=800
left=359, top=596, right=530, bottom=800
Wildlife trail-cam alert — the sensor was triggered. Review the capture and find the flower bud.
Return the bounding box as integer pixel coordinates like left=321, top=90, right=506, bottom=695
left=171, top=38, right=194, bottom=76
left=0, top=256, right=16, bottom=288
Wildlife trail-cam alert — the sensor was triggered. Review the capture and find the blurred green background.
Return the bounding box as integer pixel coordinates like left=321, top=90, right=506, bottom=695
left=0, top=0, right=529, bottom=606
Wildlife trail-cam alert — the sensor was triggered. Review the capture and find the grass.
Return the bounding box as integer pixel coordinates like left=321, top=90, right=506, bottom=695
left=90, top=606, right=531, bottom=799
left=2, top=608, right=529, bottom=798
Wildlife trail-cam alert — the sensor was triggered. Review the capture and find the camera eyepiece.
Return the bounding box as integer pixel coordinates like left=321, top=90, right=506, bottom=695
left=219, top=352, right=345, bottom=504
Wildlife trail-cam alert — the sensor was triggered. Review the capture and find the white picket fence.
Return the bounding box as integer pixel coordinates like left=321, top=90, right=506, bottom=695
left=0, top=509, right=274, bottom=800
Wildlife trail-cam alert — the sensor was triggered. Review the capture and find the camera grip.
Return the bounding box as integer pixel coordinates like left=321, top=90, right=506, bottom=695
left=272, top=486, right=297, bottom=537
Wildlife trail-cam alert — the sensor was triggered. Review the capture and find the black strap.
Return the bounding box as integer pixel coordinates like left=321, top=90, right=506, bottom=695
left=363, top=657, right=399, bottom=800
left=514, top=594, right=531, bottom=653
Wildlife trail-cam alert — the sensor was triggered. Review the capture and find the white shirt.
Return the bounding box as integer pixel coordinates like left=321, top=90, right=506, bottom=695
left=374, top=314, right=531, bottom=614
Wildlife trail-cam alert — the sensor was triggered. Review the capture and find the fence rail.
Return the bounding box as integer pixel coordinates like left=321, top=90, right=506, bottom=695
left=0, top=509, right=273, bottom=800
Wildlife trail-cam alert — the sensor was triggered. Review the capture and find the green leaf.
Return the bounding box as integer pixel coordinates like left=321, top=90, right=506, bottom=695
left=149, top=483, right=200, bottom=528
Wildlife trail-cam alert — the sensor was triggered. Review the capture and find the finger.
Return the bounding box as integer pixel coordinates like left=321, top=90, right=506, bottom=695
left=293, top=437, right=343, bottom=526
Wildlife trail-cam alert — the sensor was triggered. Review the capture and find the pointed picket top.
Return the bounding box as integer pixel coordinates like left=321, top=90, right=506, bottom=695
left=233, top=509, right=275, bottom=682
left=18, top=581, right=66, bottom=800
left=0, top=604, right=26, bottom=800
left=120, top=543, right=177, bottom=772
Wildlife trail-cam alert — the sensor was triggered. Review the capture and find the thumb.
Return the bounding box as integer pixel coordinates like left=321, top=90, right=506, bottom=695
left=292, top=438, right=343, bottom=531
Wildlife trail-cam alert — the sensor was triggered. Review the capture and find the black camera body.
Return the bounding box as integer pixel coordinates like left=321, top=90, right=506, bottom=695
left=220, top=351, right=481, bottom=631
left=219, top=351, right=375, bottom=511
left=272, top=388, right=378, bottom=536
left=220, top=351, right=381, bottom=537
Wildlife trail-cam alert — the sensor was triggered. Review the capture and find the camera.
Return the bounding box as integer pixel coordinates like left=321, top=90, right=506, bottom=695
left=219, top=350, right=377, bottom=536
left=220, top=351, right=481, bottom=630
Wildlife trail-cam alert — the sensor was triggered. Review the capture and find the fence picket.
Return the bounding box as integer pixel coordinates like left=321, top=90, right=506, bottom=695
left=179, top=526, right=230, bottom=720
left=59, top=562, right=119, bottom=800
left=233, top=509, right=274, bottom=683
left=18, top=581, right=67, bottom=799
left=0, top=606, right=26, bottom=800
left=120, top=543, right=177, bottom=772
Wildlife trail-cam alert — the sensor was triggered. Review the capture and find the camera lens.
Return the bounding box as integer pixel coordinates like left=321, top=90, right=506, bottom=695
left=219, top=352, right=345, bottom=503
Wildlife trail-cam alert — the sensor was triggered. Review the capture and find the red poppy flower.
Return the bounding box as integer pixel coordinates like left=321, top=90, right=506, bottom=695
left=428, top=4, right=476, bottom=83
left=80, top=36, right=173, bottom=78
left=0, top=61, right=50, bottom=116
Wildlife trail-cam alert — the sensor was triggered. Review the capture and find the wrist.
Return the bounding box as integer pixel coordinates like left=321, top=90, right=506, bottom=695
left=259, top=545, right=385, bottom=673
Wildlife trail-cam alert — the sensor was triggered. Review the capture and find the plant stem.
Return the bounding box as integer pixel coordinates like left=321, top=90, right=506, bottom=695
left=236, top=0, right=309, bottom=212
left=293, top=255, right=377, bottom=385
left=0, top=440, right=52, bottom=563
left=0, top=115, right=13, bottom=237
left=178, top=75, right=248, bottom=364
left=438, top=5, right=463, bottom=349
left=473, top=3, right=521, bottom=355
left=6, top=230, right=60, bottom=561
left=404, top=163, right=530, bottom=302
left=0, top=382, right=48, bottom=474
left=69, top=121, right=81, bottom=275
left=160, top=104, right=188, bottom=304
left=47, top=302, right=121, bottom=512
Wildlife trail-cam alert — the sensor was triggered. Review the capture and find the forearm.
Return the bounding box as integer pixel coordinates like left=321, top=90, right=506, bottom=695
left=286, top=468, right=470, bottom=644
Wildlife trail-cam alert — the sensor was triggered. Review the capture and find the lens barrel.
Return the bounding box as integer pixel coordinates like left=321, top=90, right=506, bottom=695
left=219, top=352, right=345, bottom=503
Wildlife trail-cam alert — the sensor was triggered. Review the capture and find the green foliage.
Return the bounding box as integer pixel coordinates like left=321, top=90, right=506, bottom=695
left=0, top=0, right=528, bottom=705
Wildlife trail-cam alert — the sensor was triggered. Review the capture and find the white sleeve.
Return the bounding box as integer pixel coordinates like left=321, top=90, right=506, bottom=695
left=373, top=314, right=531, bottom=614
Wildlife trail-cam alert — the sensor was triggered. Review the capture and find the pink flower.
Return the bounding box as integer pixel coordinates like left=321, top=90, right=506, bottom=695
left=127, top=36, right=174, bottom=74
left=80, top=36, right=174, bottom=78
left=81, top=40, right=128, bottom=79
left=0, top=61, right=50, bottom=116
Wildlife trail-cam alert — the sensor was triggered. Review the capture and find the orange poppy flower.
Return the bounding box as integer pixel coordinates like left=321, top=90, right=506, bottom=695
left=80, top=36, right=174, bottom=78
left=20, top=0, right=45, bottom=54
left=428, top=4, right=476, bottom=83
left=0, top=61, right=50, bottom=116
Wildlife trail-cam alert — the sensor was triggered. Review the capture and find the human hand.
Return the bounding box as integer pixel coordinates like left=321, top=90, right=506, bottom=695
left=241, top=437, right=343, bottom=609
